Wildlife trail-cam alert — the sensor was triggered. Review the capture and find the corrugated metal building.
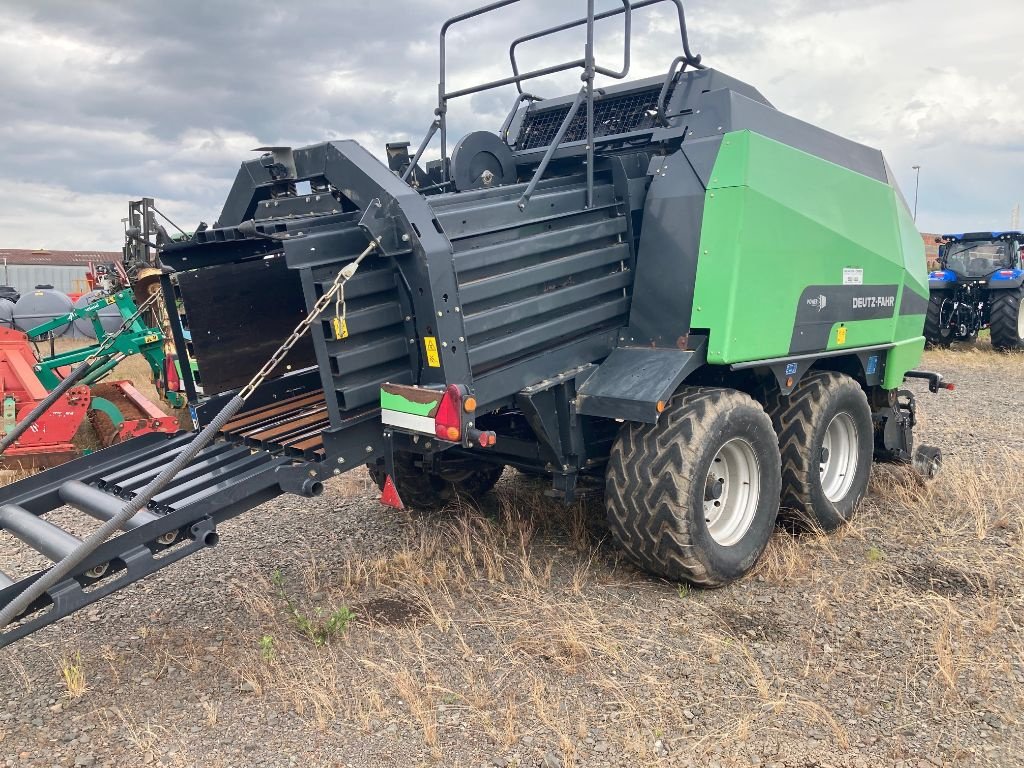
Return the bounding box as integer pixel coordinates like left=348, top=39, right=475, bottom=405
left=0, top=249, right=121, bottom=295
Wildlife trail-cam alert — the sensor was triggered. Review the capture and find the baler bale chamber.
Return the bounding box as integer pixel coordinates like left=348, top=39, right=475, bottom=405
left=0, top=0, right=949, bottom=647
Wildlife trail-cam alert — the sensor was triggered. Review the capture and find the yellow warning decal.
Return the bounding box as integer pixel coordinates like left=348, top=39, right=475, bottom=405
left=105, top=296, right=116, bottom=305
left=424, top=336, right=441, bottom=367
left=836, top=326, right=847, bottom=345
left=332, top=316, right=348, bottom=339
left=143, top=334, right=160, bottom=344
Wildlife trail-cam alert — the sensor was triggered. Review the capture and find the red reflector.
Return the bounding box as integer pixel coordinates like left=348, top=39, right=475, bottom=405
left=434, top=384, right=463, bottom=441
left=380, top=475, right=404, bottom=509
left=165, top=355, right=180, bottom=391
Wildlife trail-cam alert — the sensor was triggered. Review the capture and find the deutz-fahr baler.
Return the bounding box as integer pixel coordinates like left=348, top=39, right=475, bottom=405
left=0, top=0, right=948, bottom=647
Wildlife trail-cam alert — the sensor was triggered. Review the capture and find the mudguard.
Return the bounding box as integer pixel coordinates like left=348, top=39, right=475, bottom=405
left=987, top=269, right=1024, bottom=290
left=576, top=340, right=707, bottom=423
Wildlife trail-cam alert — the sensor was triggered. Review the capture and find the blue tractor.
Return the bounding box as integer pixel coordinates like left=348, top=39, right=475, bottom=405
left=926, top=232, right=1024, bottom=350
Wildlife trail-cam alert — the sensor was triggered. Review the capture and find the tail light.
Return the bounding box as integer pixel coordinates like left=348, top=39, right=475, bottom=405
left=434, top=384, right=463, bottom=441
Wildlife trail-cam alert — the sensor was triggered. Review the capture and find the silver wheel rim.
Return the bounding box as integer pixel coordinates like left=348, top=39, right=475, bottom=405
left=820, top=412, right=859, bottom=503
left=1017, top=305, right=1024, bottom=339
left=703, top=438, right=760, bottom=547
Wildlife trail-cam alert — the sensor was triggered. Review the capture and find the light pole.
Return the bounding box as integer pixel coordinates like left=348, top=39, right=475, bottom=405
left=912, top=165, right=921, bottom=222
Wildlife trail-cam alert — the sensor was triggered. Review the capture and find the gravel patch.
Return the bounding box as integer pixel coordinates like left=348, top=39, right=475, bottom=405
left=0, top=346, right=1021, bottom=767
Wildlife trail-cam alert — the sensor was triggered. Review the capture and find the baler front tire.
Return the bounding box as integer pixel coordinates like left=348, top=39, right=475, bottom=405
left=367, top=452, right=504, bottom=510
left=990, top=285, right=1024, bottom=350
left=761, top=371, right=873, bottom=531
left=605, top=388, right=781, bottom=587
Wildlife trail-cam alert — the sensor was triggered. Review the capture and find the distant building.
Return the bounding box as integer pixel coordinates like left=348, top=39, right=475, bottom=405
left=0, top=248, right=120, bottom=296
left=920, top=232, right=941, bottom=268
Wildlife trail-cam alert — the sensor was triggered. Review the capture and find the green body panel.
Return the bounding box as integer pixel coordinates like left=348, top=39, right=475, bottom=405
left=883, top=338, right=926, bottom=389
left=690, top=131, right=927, bottom=378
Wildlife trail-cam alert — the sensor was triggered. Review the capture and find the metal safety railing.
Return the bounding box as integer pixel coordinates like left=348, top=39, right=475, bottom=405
left=405, top=0, right=703, bottom=210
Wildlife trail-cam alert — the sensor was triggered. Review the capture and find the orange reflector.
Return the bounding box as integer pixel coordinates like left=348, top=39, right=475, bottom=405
left=656, top=400, right=665, bottom=413
left=786, top=376, right=793, bottom=387
left=463, top=396, right=477, bottom=412
left=380, top=475, right=404, bottom=509
left=446, top=426, right=460, bottom=441
left=487, top=433, right=496, bottom=446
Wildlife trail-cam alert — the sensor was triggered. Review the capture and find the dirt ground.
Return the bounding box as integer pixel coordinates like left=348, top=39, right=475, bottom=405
left=0, top=343, right=1022, bottom=768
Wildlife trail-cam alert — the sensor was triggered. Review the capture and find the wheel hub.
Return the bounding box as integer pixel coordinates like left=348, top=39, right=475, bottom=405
left=703, top=438, right=760, bottom=547
left=704, top=475, right=724, bottom=501
left=819, top=412, right=859, bottom=503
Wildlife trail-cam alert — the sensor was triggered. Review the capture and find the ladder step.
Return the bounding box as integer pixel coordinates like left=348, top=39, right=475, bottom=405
left=0, top=571, right=13, bottom=589
left=58, top=481, right=160, bottom=530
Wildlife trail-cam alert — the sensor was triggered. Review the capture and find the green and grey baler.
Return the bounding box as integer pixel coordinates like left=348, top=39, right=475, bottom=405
left=0, top=0, right=948, bottom=647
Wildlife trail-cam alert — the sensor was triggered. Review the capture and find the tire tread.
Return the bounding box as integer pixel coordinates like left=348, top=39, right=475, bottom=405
left=605, top=387, right=776, bottom=586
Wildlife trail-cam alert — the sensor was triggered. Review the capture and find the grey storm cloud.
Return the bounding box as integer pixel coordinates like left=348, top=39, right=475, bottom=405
left=0, top=0, right=1021, bottom=248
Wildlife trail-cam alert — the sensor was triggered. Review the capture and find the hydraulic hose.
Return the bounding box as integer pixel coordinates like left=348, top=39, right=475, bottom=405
left=0, top=240, right=378, bottom=630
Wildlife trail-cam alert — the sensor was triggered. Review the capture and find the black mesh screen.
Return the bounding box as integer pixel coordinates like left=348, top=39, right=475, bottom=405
left=514, top=83, right=673, bottom=151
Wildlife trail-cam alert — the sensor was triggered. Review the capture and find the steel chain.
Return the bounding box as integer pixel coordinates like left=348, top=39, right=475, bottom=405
left=239, top=241, right=377, bottom=401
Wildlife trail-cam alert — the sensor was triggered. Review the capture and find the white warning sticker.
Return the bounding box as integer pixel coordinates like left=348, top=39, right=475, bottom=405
left=843, top=268, right=864, bottom=285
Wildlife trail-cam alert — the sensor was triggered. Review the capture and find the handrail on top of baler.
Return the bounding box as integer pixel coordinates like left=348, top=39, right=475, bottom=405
left=404, top=0, right=704, bottom=211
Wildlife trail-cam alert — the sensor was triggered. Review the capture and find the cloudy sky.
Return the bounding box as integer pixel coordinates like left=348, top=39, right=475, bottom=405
left=1, top=0, right=1021, bottom=250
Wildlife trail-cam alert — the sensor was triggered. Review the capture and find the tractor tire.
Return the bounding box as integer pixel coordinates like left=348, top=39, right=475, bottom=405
left=367, top=451, right=504, bottom=510
left=989, top=285, right=1024, bottom=350
left=760, top=371, right=873, bottom=531
left=924, top=292, right=953, bottom=347
left=605, top=387, right=781, bottom=587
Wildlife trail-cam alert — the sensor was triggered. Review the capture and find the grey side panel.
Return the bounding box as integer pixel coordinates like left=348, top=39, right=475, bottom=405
left=790, top=284, right=899, bottom=354
left=899, top=286, right=929, bottom=315
left=576, top=345, right=706, bottom=423
left=667, top=67, right=773, bottom=115
left=882, top=157, right=913, bottom=213
left=626, top=150, right=707, bottom=347
left=216, top=161, right=276, bottom=227
left=680, top=135, right=723, bottom=188
left=688, top=89, right=889, bottom=184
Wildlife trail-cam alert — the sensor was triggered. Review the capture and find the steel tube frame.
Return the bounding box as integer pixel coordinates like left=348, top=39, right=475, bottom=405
left=427, top=0, right=703, bottom=201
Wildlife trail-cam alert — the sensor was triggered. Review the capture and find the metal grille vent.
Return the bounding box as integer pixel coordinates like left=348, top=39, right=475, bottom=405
left=514, top=83, right=673, bottom=151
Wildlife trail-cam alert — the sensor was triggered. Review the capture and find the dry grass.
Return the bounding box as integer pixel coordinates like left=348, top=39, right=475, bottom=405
left=197, top=438, right=1023, bottom=763
left=58, top=651, right=88, bottom=699
left=4, top=329, right=1024, bottom=764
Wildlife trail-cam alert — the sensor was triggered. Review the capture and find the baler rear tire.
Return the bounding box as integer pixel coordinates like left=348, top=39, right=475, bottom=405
left=605, top=387, right=781, bottom=587
left=367, top=452, right=504, bottom=511
left=989, top=285, right=1024, bottom=350
left=760, top=371, right=873, bottom=531
left=924, top=292, right=953, bottom=348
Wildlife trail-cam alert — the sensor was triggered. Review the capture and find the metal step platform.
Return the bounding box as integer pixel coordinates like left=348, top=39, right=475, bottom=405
left=0, top=427, right=318, bottom=648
